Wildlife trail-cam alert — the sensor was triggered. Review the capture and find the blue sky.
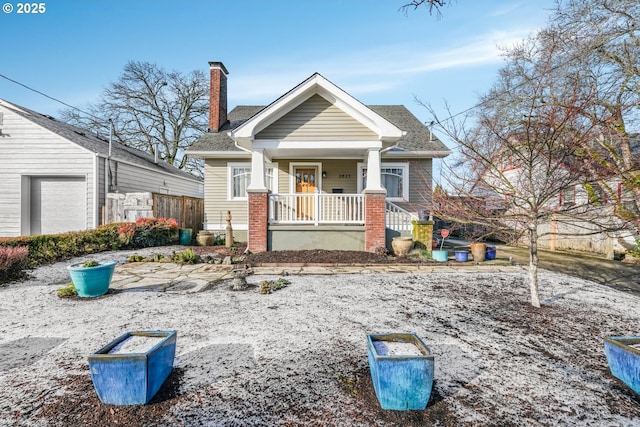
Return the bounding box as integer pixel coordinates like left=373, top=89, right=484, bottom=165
left=1, top=0, right=555, bottom=147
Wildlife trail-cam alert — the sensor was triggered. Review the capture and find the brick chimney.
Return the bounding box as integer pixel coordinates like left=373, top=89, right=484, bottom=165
left=209, top=61, right=228, bottom=132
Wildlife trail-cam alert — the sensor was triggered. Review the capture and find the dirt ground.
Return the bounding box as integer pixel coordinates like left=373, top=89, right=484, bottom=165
left=3, top=245, right=640, bottom=426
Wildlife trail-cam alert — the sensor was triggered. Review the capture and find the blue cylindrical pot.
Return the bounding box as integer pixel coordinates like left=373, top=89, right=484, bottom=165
left=485, top=246, right=496, bottom=260
left=455, top=251, right=468, bottom=262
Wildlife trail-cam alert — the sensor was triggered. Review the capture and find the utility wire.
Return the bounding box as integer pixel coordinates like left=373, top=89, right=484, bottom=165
left=0, top=27, right=630, bottom=131
left=0, top=72, right=102, bottom=121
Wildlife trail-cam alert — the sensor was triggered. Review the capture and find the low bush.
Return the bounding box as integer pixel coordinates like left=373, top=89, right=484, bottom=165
left=57, top=282, right=78, bottom=298
left=172, top=248, right=201, bottom=264
left=0, top=223, right=125, bottom=268
left=259, top=278, right=290, bottom=294
left=0, top=217, right=179, bottom=272
left=117, top=218, right=179, bottom=248
left=0, top=246, right=29, bottom=283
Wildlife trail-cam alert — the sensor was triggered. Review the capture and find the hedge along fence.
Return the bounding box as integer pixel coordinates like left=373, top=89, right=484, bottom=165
left=0, top=218, right=180, bottom=275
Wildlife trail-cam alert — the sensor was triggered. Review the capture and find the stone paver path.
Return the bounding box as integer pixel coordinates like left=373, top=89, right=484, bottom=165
left=109, top=261, right=525, bottom=293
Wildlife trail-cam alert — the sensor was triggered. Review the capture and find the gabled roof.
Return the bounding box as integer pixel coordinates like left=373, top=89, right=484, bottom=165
left=190, top=101, right=450, bottom=157
left=0, top=99, right=200, bottom=181
left=230, top=73, right=404, bottom=147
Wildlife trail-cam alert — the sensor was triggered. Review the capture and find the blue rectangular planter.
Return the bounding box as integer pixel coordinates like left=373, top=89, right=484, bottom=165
left=367, top=333, right=434, bottom=410
left=88, top=330, right=177, bottom=405
left=604, top=335, right=640, bottom=395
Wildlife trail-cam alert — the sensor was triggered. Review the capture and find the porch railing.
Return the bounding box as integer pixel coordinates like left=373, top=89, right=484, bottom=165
left=385, top=201, right=413, bottom=232
left=269, top=193, right=364, bottom=225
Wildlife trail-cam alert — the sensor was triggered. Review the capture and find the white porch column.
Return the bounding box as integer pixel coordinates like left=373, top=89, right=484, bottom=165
left=365, top=148, right=384, bottom=191
left=247, top=148, right=267, bottom=191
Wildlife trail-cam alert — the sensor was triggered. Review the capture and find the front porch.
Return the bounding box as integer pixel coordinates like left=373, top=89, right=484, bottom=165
left=261, top=192, right=414, bottom=251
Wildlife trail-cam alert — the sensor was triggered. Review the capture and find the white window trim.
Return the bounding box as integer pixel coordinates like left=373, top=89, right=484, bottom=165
left=227, top=162, right=278, bottom=201
left=357, top=161, right=409, bottom=201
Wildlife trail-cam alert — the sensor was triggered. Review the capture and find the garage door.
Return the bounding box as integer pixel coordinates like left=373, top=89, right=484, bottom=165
left=31, top=176, right=87, bottom=235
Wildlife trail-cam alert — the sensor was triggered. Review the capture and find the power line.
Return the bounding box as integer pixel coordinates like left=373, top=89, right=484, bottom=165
left=0, top=72, right=102, bottom=121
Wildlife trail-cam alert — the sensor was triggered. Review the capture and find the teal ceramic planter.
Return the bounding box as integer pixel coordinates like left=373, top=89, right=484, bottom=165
left=179, top=228, right=192, bottom=245
left=366, top=333, right=434, bottom=411
left=604, top=335, right=640, bottom=395
left=89, top=330, right=177, bottom=405
left=67, top=261, right=117, bottom=297
left=431, top=249, right=448, bottom=262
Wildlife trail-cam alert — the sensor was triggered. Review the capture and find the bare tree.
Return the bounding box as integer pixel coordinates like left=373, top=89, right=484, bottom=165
left=423, top=32, right=621, bottom=308
left=61, top=61, right=209, bottom=177
left=551, top=0, right=640, bottom=230
left=400, top=0, right=450, bottom=18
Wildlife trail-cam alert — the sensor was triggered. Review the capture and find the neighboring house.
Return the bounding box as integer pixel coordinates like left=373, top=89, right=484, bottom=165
left=547, top=161, right=639, bottom=258
left=487, top=135, right=640, bottom=259
left=0, top=99, right=203, bottom=237
left=186, top=62, right=450, bottom=253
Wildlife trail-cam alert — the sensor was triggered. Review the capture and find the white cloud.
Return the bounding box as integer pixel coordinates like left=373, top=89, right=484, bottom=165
left=228, top=28, right=533, bottom=105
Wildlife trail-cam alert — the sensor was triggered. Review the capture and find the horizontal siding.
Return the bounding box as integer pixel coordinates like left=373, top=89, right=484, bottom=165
left=113, top=161, right=203, bottom=198
left=203, top=159, right=248, bottom=229
left=256, top=94, right=377, bottom=141
left=408, top=159, right=432, bottom=209
left=0, top=106, right=95, bottom=237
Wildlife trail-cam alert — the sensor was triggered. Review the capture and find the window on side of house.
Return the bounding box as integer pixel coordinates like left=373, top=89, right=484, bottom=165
left=560, top=185, right=576, bottom=207
left=227, top=162, right=277, bottom=200
left=618, top=182, right=639, bottom=215
left=585, top=183, right=608, bottom=205
left=357, top=162, right=409, bottom=201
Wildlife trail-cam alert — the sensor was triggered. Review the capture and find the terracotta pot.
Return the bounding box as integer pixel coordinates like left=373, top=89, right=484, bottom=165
left=470, top=243, right=486, bottom=262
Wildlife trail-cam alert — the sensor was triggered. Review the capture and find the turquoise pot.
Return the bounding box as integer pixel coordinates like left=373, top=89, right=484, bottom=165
left=431, top=249, right=448, bottom=262
left=68, top=261, right=116, bottom=297
left=367, top=333, right=434, bottom=410
left=179, top=228, right=192, bottom=245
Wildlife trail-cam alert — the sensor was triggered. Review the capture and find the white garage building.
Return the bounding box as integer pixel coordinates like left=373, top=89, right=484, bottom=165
left=0, top=99, right=203, bottom=237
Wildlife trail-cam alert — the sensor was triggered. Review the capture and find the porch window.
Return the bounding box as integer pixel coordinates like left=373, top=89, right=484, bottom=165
left=228, top=162, right=278, bottom=200
left=357, top=162, right=409, bottom=201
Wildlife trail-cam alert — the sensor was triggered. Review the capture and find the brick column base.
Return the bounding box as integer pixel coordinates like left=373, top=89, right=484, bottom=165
left=247, top=191, right=269, bottom=253
left=364, top=191, right=387, bottom=253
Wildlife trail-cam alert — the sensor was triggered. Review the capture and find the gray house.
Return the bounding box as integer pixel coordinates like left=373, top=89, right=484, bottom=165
left=0, top=98, right=203, bottom=237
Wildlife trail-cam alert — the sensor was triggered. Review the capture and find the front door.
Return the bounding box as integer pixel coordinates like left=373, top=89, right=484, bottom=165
left=295, top=167, right=316, bottom=220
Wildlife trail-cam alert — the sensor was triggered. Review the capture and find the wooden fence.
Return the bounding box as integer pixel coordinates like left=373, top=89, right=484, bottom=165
left=152, top=193, right=204, bottom=234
